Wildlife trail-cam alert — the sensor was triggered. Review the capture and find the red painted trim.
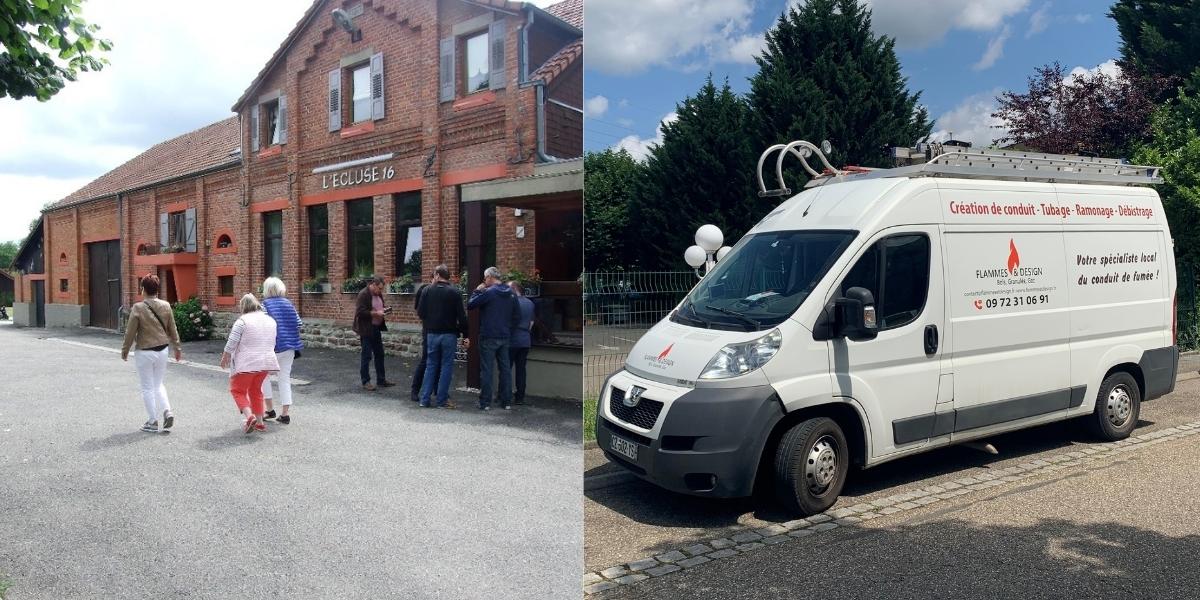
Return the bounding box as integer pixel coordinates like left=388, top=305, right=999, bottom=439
left=453, top=91, right=497, bottom=111
left=26, top=274, right=46, bottom=281
left=214, top=266, right=237, bottom=277
left=257, top=145, right=283, bottom=159
left=441, top=164, right=508, bottom=186
left=339, top=120, right=376, bottom=139
left=81, top=234, right=120, bottom=245
left=213, top=245, right=237, bottom=255
left=250, top=198, right=290, bottom=213
left=133, top=252, right=199, bottom=266
left=300, top=177, right=424, bottom=206
left=215, top=295, right=237, bottom=307
left=163, top=202, right=189, bottom=214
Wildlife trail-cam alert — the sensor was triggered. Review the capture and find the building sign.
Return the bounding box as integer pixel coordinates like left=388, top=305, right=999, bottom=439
left=321, top=164, right=396, bottom=189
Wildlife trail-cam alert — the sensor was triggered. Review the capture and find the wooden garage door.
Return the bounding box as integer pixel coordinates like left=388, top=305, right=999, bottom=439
left=88, top=240, right=121, bottom=329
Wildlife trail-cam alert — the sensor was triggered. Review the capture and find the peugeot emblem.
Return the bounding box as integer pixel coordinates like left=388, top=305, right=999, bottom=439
left=623, top=386, right=646, bottom=408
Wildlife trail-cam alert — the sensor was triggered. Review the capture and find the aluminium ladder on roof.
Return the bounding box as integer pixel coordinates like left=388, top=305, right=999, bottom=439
left=756, top=141, right=1164, bottom=197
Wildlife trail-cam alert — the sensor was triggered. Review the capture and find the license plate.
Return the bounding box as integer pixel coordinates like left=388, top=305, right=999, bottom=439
left=609, top=434, right=639, bottom=462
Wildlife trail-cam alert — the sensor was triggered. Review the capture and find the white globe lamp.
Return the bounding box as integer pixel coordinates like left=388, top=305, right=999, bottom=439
left=716, top=246, right=732, bottom=262
left=684, top=245, right=707, bottom=269
left=695, top=224, right=724, bottom=253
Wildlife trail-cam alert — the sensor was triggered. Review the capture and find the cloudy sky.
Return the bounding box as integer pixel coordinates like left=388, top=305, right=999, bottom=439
left=584, top=0, right=1121, bottom=160
left=0, top=0, right=560, bottom=245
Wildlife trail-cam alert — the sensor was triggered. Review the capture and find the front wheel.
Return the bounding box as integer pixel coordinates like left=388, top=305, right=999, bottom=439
left=773, top=417, right=849, bottom=516
left=1086, top=372, right=1141, bottom=441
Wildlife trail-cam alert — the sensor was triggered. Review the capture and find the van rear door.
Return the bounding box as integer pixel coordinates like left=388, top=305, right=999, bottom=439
left=827, top=225, right=947, bottom=457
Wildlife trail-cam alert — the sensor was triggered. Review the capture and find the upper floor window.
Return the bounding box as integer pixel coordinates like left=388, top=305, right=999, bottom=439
left=351, top=63, right=372, bottom=123
left=168, top=211, right=187, bottom=249
left=158, top=207, right=196, bottom=253
left=329, top=53, right=384, bottom=132
left=251, top=93, right=286, bottom=152
left=440, top=20, right=506, bottom=102
left=465, top=31, right=489, bottom=94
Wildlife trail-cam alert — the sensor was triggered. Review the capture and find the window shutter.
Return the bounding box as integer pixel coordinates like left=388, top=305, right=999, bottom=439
left=184, top=208, right=197, bottom=253
left=328, top=69, right=342, bottom=132
left=370, top=53, right=385, bottom=120
left=158, top=214, right=168, bottom=249
left=489, top=20, right=506, bottom=90
left=250, top=104, right=260, bottom=152
left=439, top=37, right=455, bottom=102
left=277, top=94, right=288, bottom=144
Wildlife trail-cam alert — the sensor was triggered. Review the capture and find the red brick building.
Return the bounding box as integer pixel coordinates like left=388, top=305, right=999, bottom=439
left=11, top=0, right=583, bottom=397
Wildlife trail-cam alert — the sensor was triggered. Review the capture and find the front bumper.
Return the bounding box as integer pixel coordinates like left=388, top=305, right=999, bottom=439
left=595, top=372, right=784, bottom=498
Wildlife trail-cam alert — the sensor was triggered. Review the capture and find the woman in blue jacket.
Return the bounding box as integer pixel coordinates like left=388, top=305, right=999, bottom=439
left=261, top=277, right=304, bottom=424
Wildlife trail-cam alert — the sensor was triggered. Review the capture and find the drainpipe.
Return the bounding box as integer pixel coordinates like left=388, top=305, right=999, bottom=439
left=117, top=192, right=125, bottom=329
left=519, top=7, right=565, bottom=164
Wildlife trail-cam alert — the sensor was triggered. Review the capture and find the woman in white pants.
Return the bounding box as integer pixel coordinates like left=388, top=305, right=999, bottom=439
left=260, top=277, right=303, bottom=424
left=120, top=274, right=183, bottom=433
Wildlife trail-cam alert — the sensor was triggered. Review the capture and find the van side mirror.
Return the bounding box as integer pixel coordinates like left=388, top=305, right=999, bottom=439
left=835, top=287, right=878, bottom=341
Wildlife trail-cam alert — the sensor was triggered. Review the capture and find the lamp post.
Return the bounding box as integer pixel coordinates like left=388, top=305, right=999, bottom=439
left=684, top=224, right=733, bottom=279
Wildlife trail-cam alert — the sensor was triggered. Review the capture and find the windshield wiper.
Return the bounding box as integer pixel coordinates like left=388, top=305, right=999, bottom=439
left=704, top=304, right=761, bottom=329
left=684, top=300, right=710, bottom=327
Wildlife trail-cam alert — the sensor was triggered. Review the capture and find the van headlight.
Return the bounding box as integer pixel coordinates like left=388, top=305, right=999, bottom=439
left=699, top=329, right=782, bottom=379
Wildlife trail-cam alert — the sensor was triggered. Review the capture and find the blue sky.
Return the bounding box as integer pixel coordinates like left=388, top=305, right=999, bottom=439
left=584, top=0, right=1122, bottom=159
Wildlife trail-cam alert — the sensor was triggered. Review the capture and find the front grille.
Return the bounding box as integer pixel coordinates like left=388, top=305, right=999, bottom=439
left=608, top=386, right=664, bottom=430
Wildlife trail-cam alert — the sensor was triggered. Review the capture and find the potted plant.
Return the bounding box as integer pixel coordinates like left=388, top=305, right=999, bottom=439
left=503, top=268, right=543, bottom=297
left=314, top=268, right=331, bottom=293
left=342, top=265, right=373, bottom=294
left=388, top=274, right=415, bottom=294
left=302, top=278, right=322, bottom=293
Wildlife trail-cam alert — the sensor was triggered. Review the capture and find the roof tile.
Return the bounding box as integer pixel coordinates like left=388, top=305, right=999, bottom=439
left=51, top=117, right=240, bottom=210
left=531, top=38, right=582, bottom=85
left=544, top=0, right=582, bottom=29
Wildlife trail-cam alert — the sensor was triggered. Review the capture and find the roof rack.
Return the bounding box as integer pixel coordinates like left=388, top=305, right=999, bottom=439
left=757, top=140, right=1164, bottom=196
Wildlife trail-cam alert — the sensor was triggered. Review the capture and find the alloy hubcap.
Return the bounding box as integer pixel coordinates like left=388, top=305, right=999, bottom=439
left=1107, top=385, right=1133, bottom=427
left=805, top=435, right=838, bottom=494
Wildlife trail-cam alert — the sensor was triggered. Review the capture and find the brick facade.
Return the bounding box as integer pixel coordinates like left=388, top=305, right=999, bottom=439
left=16, top=0, right=583, bottom=359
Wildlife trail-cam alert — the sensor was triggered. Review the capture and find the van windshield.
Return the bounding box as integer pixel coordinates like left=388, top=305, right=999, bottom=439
left=673, top=230, right=856, bottom=331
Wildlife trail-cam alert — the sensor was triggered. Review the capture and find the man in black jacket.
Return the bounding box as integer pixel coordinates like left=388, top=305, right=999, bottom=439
left=417, top=264, right=470, bottom=408
left=410, top=278, right=439, bottom=402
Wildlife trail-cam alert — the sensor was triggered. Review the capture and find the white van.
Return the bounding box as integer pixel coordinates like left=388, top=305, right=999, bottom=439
left=595, top=142, right=1179, bottom=515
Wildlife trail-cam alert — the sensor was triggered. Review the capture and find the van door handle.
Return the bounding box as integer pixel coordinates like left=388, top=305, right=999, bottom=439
left=924, top=324, right=939, bottom=356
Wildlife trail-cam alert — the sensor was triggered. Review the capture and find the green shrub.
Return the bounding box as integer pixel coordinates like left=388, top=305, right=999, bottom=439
left=172, top=297, right=214, bottom=342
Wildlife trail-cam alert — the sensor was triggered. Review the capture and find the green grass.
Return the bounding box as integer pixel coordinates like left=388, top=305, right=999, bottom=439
left=583, top=395, right=598, bottom=442
left=0, top=574, right=12, bottom=599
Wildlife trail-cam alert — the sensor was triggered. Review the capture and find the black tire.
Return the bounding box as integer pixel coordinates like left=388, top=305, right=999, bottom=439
left=1086, top=371, right=1141, bottom=441
left=773, top=417, right=849, bottom=516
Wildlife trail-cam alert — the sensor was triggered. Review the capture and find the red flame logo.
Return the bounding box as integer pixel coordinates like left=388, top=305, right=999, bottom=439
left=1007, top=239, right=1020, bottom=273
left=658, top=344, right=674, bottom=360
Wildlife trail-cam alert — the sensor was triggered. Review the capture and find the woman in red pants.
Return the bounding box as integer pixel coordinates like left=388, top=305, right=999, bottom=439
left=220, top=294, right=280, bottom=433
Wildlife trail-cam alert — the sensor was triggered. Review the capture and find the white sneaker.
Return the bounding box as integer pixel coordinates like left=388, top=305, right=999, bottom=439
left=141, top=421, right=160, bottom=433
left=162, top=410, right=174, bottom=429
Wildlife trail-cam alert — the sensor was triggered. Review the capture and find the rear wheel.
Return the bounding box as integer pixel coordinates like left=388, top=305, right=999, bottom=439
left=1087, top=372, right=1141, bottom=441
left=773, top=417, right=849, bottom=516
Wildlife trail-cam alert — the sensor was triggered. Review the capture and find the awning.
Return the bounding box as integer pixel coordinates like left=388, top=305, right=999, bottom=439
left=459, top=158, right=581, bottom=211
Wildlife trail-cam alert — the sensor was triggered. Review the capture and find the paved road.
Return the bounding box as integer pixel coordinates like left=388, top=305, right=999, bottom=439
left=0, top=325, right=582, bottom=600
left=585, top=374, right=1200, bottom=597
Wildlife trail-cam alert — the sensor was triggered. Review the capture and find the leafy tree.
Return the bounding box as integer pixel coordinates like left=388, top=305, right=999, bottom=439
left=631, top=77, right=766, bottom=270
left=1110, top=0, right=1200, bottom=90
left=0, top=0, right=112, bottom=101
left=584, top=148, right=641, bottom=271
left=1133, top=78, right=1200, bottom=269
left=993, top=62, right=1158, bottom=157
left=748, top=0, right=930, bottom=181
left=0, top=240, right=18, bottom=270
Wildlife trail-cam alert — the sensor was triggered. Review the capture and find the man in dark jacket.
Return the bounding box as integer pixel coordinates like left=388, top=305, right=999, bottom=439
left=467, top=266, right=521, bottom=410
left=353, top=276, right=393, bottom=391
left=417, top=264, right=470, bottom=408
left=508, top=281, right=536, bottom=405
left=410, top=278, right=440, bottom=402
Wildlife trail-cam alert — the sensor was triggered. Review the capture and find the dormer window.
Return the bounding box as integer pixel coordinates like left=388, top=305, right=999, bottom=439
left=250, top=92, right=287, bottom=152
left=264, top=99, right=282, bottom=146
left=351, top=63, right=371, bottom=123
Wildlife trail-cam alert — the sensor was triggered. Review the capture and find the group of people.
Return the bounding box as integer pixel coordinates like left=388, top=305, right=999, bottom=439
left=120, top=265, right=535, bottom=434
left=121, top=274, right=303, bottom=434
left=354, top=265, right=535, bottom=411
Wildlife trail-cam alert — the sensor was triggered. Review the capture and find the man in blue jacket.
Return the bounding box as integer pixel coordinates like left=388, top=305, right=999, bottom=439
left=467, top=266, right=521, bottom=410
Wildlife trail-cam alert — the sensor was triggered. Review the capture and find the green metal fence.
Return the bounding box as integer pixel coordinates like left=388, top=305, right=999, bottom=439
left=1178, top=262, right=1198, bottom=352
left=583, top=271, right=696, bottom=397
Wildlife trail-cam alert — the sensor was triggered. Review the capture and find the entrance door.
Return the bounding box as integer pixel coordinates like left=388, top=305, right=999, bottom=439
left=87, top=240, right=121, bottom=329
left=827, top=226, right=947, bottom=458
left=32, top=280, right=46, bottom=327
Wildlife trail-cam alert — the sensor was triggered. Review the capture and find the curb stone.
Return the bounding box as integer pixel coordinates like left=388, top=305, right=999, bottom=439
left=583, top=419, right=1200, bottom=595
